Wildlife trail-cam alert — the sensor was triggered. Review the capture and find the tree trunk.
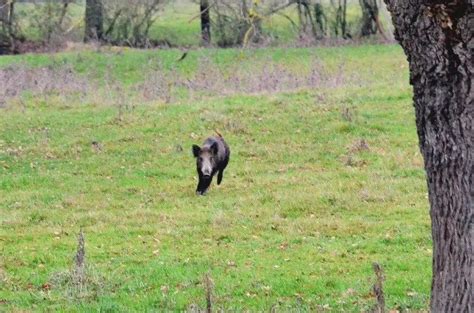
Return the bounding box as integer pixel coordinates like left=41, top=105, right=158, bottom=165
left=301, top=1, right=318, bottom=39
left=84, top=0, right=103, bottom=42
left=335, top=0, right=349, bottom=38
left=314, top=2, right=327, bottom=38
left=0, top=0, right=9, bottom=26
left=341, top=0, right=347, bottom=38
left=200, top=0, right=211, bottom=45
left=0, top=0, right=13, bottom=33
left=296, top=1, right=306, bottom=33
left=359, top=0, right=378, bottom=36
left=384, top=1, right=473, bottom=311
left=0, top=0, right=14, bottom=54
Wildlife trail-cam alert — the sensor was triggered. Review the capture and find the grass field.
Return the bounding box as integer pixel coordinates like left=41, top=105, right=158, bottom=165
left=0, top=44, right=431, bottom=311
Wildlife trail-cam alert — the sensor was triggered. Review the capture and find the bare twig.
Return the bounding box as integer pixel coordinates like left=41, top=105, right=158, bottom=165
left=204, top=273, right=214, bottom=313
left=57, top=0, right=72, bottom=30
left=372, top=262, right=385, bottom=313
left=188, top=1, right=216, bottom=23
left=275, top=12, right=299, bottom=30
left=73, top=230, right=86, bottom=285
left=263, top=1, right=296, bottom=17
left=104, top=8, right=123, bottom=37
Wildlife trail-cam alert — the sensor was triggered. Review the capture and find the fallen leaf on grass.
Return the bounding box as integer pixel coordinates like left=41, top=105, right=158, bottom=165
left=41, top=283, right=51, bottom=291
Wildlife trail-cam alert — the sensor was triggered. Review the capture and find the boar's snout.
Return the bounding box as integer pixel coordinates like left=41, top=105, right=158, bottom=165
left=200, top=158, right=213, bottom=178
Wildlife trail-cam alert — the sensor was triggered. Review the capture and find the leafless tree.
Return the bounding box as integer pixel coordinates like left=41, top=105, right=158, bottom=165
left=359, top=0, right=387, bottom=39
left=200, top=0, right=211, bottom=45
left=212, top=0, right=260, bottom=47
left=296, top=0, right=327, bottom=39
left=359, top=0, right=378, bottom=36
left=0, top=0, right=13, bottom=32
left=332, top=0, right=349, bottom=38
left=0, top=0, right=15, bottom=53
left=384, top=1, right=472, bottom=311
left=84, top=0, right=104, bottom=42
left=30, top=0, right=74, bottom=44
left=212, top=0, right=295, bottom=47
left=102, top=0, right=167, bottom=47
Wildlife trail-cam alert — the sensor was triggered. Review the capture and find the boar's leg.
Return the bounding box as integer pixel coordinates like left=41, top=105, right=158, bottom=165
left=196, top=175, right=212, bottom=195
left=217, top=157, right=229, bottom=185
left=217, top=170, right=224, bottom=185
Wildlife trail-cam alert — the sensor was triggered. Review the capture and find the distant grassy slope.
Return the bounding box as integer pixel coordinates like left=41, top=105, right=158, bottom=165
left=0, top=44, right=405, bottom=86
left=0, top=44, right=431, bottom=311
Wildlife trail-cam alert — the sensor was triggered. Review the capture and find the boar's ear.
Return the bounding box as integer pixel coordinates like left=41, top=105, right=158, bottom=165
left=210, top=142, right=218, bottom=155
left=192, top=145, right=201, bottom=157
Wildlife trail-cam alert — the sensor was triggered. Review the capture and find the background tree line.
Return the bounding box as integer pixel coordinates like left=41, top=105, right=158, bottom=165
left=0, top=0, right=390, bottom=54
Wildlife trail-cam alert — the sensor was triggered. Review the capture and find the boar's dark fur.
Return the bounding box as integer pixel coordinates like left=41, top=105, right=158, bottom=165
left=192, top=133, right=230, bottom=195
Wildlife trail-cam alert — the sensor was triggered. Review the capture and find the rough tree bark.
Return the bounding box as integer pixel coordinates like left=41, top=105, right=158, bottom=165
left=0, top=0, right=9, bottom=26
left=314, top=2, right=327, bottom=37
left=84, top=0, right=103, bottom=42
left=384, top=1, right=473, bottom=311
left=359, top=0, right=378, bottom=36
left=0, top=0, right=14, bottom=36
left=334, top=0, right=349, bottom=38
left=0, top=0, right=14, bottom=54
left=200, top=0, right=211, bottom=45
left=296, top=0, right=320, bottom=39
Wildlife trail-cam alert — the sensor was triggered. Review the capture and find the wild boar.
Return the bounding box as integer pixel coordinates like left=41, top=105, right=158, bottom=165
left=192, top=132, right=230, bottom=195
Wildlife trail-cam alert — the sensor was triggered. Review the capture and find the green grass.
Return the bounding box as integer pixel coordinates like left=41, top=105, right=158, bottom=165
left=0, top=44, right=431, bottom=312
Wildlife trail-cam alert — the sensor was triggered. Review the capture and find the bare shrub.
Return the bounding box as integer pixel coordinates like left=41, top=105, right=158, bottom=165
left=136, top=61, right=175, bottom=103
left=0, top=62, right=135, bottom=110
left=102, top=64, right=137, bottom=120
left=50, top=266, right=106, bottom=302
left=0, top=54, right=361, bottom=108
left=211, top=0, right=295, bottom=47
left=0, top=64, right=90, bottom=106
left=49, top=230, right=107, bottom=302
left=342, top=138, right=370, bottom=167
left=138, top=55, right=357, bottom=103
left=349, top=138, right=370, bottom=153
left=103, top=0, right=168, bottom=47
left=212, top=0, right=263, bottom=47
left=211, top=0, right=345, bottom=47
left=29, top=0, right=76, bottom=44
left=340, top=105, right=356, bottom=122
